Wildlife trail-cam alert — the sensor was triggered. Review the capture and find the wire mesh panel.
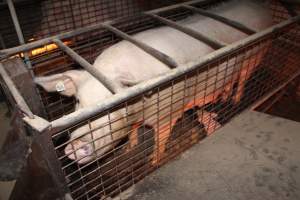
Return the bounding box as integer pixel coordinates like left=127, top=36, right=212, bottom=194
left=49, top=21, right=300, bottom=200
left=0, top=0, right=188, bottom=49
left=270, top=0, right=300, bottom=23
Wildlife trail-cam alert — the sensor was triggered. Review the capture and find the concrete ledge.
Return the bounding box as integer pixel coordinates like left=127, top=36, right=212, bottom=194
left=127, top=111, right=300, bottom=200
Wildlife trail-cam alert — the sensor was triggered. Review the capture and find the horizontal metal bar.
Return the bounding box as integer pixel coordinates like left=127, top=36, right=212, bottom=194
left=53, top=39, right=121, bottom=94
left=0, top=0, right=213, bottom=59
left=251, top=69, right=300, bottom=110
left=101, top=23, right=178, bottom=69
left=145, top=12, right=226, bottom=49
left=50, top=15, right=300, bottom=130
left=260, top=89, right=286, bottom=113
left=182, top=5, right=257, bottom=35
left=0, top=63, right=34, bottom=118
left=148, top=0, right=220, bottom=15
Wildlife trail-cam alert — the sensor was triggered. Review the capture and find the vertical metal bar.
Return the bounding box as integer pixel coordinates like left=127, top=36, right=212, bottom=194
left=6, top=0, right=33, bottom=70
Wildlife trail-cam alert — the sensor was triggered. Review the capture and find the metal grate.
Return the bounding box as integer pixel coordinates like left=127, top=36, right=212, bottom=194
left=0, top=0, right=300, bottom=200
left=49, top=22, right=300, bottom=199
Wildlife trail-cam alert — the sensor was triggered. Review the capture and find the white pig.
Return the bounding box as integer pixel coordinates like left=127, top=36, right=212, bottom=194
left=35, top=70, right=129, bottom=164
left=36, top=0, right=273, bottom=164
left=92, top=0, right=273, bottom=161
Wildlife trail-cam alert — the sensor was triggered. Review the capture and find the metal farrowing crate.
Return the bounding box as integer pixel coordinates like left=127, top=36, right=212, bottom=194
left=0, top=0, right=300, bottom=199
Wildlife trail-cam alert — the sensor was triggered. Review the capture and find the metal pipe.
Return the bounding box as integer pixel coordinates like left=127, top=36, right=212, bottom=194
left=145, top=12, right=226, bottom=49
left=0, top=63, right=34, bottom=118
left=49, top=15, right=300, bottom=129
left=182, top=5, right=257, bottom=35
left=0, top=0, right=218, bottom=60
left=260, top=89, right=286, bottom=112
left=52, top=39, right=121, bottom=94
left=6, top=0, right=33, bottom=70
left=251, top=69, right=300, bottom=110
left=101, top=23, right=178, bottom=69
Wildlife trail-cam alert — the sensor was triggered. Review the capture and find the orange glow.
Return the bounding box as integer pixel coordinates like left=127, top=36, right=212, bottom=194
left=19, top=40, right=72, bottom=57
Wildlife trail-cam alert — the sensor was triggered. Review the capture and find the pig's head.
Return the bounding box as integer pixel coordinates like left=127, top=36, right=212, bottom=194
left=35, top=70, right=129, bottom=164
left=64, top=112, right=128, bottom=164
left=35, top=70, right=89, bottom=99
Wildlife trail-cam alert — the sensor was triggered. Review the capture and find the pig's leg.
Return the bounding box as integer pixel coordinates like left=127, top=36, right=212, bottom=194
left=151, top=117, right=178, bottom=166
left=221, top=72, right=240, bottom=102
left=198, top=110, right=221, bottom=135
left=233, top=65, right=251, bottom=104
left=128, top=121, right=144, bottom=149
left=233, top=51, right=266, bottom=104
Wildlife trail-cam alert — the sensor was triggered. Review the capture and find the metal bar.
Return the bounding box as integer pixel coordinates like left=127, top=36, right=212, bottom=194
left=148, top=0, right=220, bottom=15
left=101, top=23, right=178, bottom=69
left=50, top=15, right=300, bottom=129
left=261, top=89, right=286, bottom=112
left=6, top=0, right=25, bottom=45
left=6, top=0, right=33, bottom=70
left=182, top=5, right=257, bottom=35
left=145, top=12, right=226, bottom=49
left=251, top=69, right=300, bottom=110
left=0, top=0, right=219, bottom=59
left=53, top=39, right=121, bottom=94
left=0, top=63, right=34, bottom=118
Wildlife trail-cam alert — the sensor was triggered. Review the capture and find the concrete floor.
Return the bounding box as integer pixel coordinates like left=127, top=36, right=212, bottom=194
left=0, top=104, right=300, bottom=200
left=126, top=111, right=300, bottom=200
left=0, top=102, right=15, bottom=200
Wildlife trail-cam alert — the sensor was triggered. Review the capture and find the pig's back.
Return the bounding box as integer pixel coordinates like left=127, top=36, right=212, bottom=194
left=93, top=0, right=273, bottom=84
left=76, top=77, right=113, bottom=108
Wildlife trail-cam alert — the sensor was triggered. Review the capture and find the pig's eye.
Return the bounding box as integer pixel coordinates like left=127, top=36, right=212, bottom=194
left=79, top=136, right=90, bottom=142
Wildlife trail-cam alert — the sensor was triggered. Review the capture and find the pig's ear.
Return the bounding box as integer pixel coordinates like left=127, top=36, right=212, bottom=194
left=34, top=74, right=77, bottom=97
left=118, top=72, right=140, bottom=87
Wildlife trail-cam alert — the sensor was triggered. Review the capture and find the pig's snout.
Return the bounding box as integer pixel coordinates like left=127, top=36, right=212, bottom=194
left=64, top=140, right=94, bottom=164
